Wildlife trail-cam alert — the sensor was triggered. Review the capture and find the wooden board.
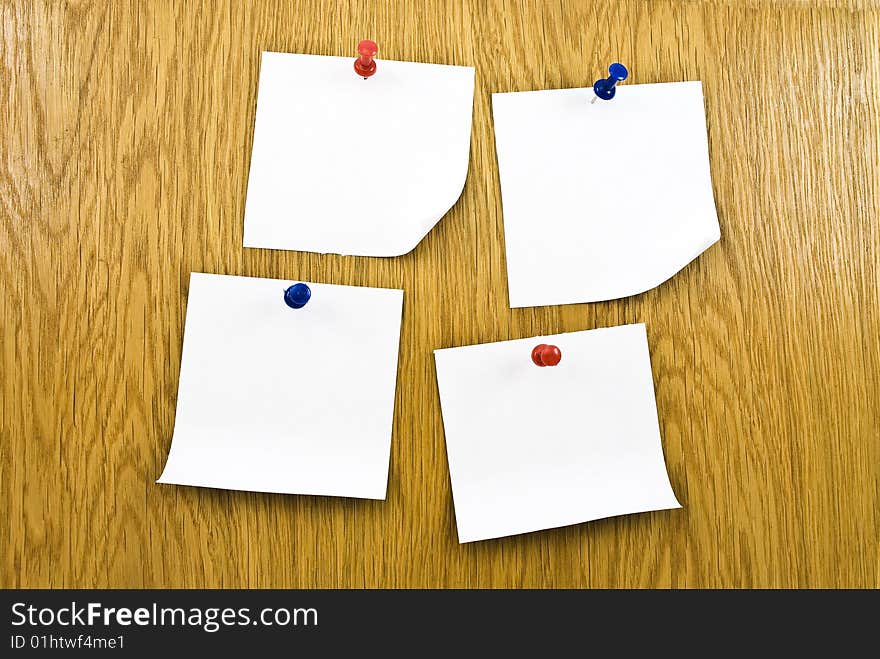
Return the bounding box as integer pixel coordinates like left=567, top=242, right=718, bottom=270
left=1, top=0, right=878, bottom=588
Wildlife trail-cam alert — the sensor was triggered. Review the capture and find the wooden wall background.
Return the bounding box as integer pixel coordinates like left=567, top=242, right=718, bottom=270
left=1, top=0, right=878, bottom=588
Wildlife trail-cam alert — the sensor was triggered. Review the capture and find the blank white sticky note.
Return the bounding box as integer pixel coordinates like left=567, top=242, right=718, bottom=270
left=243, top=51, right=475, bottom=257
left=158, top=273, right=403, bottom=500
left=492, top=81, right=720, bottom=307
left=434, top=323, right=681, bottom=543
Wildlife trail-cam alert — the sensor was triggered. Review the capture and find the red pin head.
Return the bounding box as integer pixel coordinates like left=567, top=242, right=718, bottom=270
left=354, top=39, right=378, bottom=78
left=531, top=344, right=562, bottom=367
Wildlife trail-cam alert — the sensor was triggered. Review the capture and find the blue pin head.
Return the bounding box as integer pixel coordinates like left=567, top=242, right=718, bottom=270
left=283, top=282, right=311, bottom=309
left=593, top=62, right=629, bottom=101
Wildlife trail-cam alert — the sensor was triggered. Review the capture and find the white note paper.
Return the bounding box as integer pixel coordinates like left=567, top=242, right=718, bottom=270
left=243, top=51, right=475, bottom=257
left=158, top=273, right=403, bottom=499
left=492, top=81, right=720, bottom=307
left=434, top=323, right=681, bottom=543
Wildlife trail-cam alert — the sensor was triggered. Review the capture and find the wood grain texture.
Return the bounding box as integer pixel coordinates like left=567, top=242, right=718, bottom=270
left=1, top=0, right=878, bottom=588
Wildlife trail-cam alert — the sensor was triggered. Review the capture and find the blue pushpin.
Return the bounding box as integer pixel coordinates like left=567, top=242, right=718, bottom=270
left=283, top=282, right=311, bottom=309
left=591, top=63, right=628, bottom=104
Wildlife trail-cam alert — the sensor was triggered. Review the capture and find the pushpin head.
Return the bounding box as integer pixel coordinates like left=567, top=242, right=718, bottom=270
left=531, top=344, right=562, bottom=367
left=592, top=62, right=628, bottom=101
left=354, top=39, right=378, bottom=78
left=608, top=62, right=628, bottom=82
left=283, top=283, right=311, bottom=309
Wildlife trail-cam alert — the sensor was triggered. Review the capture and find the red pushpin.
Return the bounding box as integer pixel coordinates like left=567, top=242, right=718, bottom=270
left=531, top=344, right=562, bottom=367
left=354, top=39, right=378, bottom=78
